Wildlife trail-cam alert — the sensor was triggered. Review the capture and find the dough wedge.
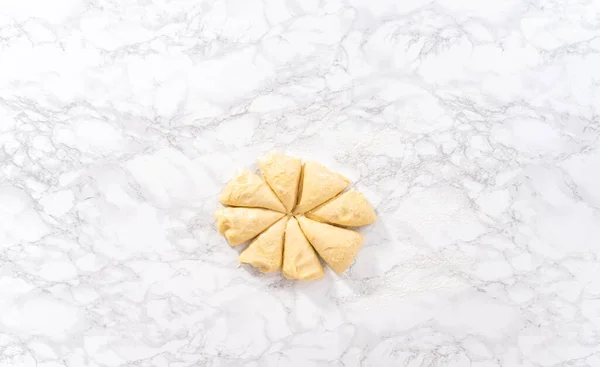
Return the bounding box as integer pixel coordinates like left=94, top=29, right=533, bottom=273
left=282, top=217, right=324, bottom=280
left=258, top=153, right=302, bottom=213
left=215, top=207, right=284, bottom=246
left=219, top=169, right=286, bottom=212
left=306, top=189, right=376, bottom=226
left=297, top=216, right=364, bottom=274
left=239, top=216, right=288, bottom=272
left=294, top=161, right=349, bottom=214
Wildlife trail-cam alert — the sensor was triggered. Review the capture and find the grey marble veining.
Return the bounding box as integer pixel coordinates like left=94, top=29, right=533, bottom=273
left=1, top=0, right=599, bottom=366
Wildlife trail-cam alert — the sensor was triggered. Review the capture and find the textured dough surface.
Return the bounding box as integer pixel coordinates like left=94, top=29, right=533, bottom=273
left=294, top=161, right=349, bottom=214
left=306, top=189, right=376, bottom=226
left=216, top=154, right=376, bottom=278
left=238, top=216, right=287, bottom=272
left=258, top=153, right=302, bottom=213
left=297, top=216, right=364, bottom=274
left=219, top=169, right=286, bottom=212
left=282, top=217, right=324, bottom=280
left=215, top=207, right=284, bottom=246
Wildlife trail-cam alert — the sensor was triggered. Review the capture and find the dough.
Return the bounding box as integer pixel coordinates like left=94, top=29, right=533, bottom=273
left=214, top=207, right=285, bottom=246
left=306, top=189, right=376, bottom=226
left=216, top=154, right=376, bottom=279
left=219, top=169, right=286, bottom=213
left=282, top=216, right=324, bottom=280
left=239, top=216, right=288, bottom=272
left=294, top=161, right=349, bottom=214
left=258, top=153, right=302, bottom=213
left=297, top=216, right=364, bottom=274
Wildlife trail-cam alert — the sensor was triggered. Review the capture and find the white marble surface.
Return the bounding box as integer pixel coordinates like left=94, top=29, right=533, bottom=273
left=1, top=0, right=600, bottom=366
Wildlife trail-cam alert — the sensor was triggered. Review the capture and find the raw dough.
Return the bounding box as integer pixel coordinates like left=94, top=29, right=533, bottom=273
left=239, top=216, right=287, bottom=272
left=297, top=216, right=364, bottom=274
left=306, top=189, right=376, bottom=226
left=214, top=207, right=284, bottom=246
left=282, top=216, right=324, bottom=280
left=219, top=169, right=286, bottom=213
left=216, top=154, right=376, bottom=278
left=258, top=153, right=302, bottom=213
left=294, top=161, right=349, bottom=214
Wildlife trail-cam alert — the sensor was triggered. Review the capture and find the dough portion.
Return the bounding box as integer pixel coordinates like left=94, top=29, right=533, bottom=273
left=219, top=169, right=286, bottom=213
left=306, top=189, right=376, bottom=227
left=258, top=153, right=302, bottom=213
left=282, top=217, right=324, bottom=280
left=297, top=216, right=364, bottom=274
left=294, top=161, right=350, bottom=214
left=215, top=207, right=285, bottom=246
left=239, top=216, right=288, bottom=272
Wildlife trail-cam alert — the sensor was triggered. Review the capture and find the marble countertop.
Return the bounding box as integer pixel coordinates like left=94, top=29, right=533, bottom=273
left=1, top=0, right=600, bottom=366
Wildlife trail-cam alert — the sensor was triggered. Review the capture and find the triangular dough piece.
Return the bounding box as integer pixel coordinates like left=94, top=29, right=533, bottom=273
left=215, top=208, right=285, bottom=246
left=239, top=216, right=287, bottom=272
left=306, top=189, right=376, bottom=227
left=219, top=169, right=286, bottom=213
left=282, top=217, right=324, bottom=280
left=297, top=216, right=364, bottom=274
left=258, top=153, right=302, bottom=212
left=294, top=161, right=349, bottom=214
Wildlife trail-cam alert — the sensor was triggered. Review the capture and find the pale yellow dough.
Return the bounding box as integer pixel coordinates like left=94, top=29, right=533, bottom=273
left=297, top=216, right=364, bottom=274
left=306, top=189, right=376, bottom=227
left=215, top=207, right=284, bottom=246
left=239, top=216, right=288, bottom=272
left=294, top=161, right=350, bottom=214
left=258, top=153, right=302, bottom=213
left=216, top=154, right=376, bottom=278
left=219, top=169, right=286, bottom=213
left=282, top=217, right=324, bottom=280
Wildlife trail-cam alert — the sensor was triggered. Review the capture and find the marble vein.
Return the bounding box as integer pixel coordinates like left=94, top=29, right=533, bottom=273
left=1, top=0, right=600, bottom=366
